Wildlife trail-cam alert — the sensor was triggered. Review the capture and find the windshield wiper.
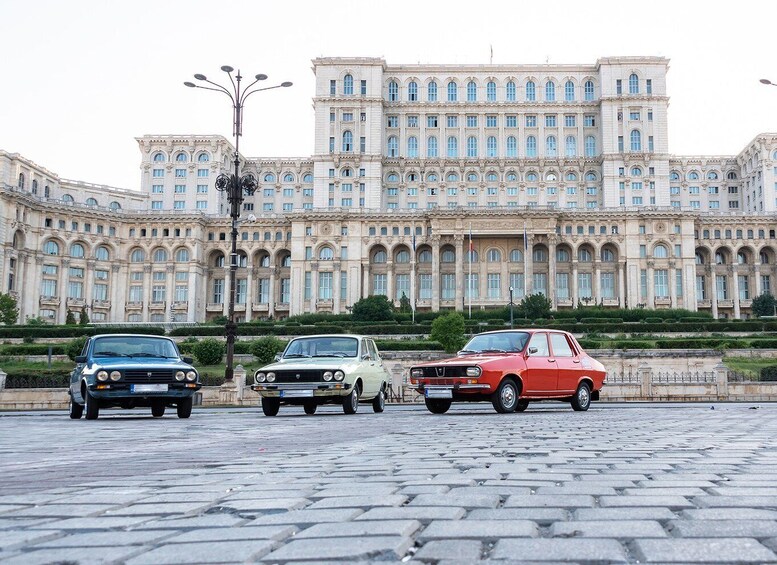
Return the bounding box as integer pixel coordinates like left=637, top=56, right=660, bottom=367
left=458, top=349, right=478, bottom=355
left=129, top=352, right=166, bottom=358
left=283, top=353, right=311, bottom=358
left=94, top=351, right=129, bottom=357
left=315, top=353, right=348, bottom=358
left=479, top=348, right=507, bottom=353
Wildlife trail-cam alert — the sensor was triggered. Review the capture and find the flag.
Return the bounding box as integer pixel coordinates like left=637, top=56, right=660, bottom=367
left=469, top=225, right=473, bottom=259
left=523, top=222, right=528, bottom=251
left=412, top=233, right=416, bottom=252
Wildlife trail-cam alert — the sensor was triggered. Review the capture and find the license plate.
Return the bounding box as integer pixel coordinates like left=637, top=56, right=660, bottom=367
left=425, top=387, right=452, bottom=399
left=280, top=390, right=314, bottom=398
left=131, top=384, right=168, bottom=393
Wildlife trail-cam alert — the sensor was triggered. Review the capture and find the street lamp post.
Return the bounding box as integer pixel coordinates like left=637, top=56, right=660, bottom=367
left=185, top=66, right=292, bottom=382
left=509, top=286, right=514, bottom=329
left=760, top=78, right=777, bottom=87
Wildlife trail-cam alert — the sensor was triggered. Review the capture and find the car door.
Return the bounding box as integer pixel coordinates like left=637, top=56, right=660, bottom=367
left=359, top=339, right=383, bottom=398
left=550, top=332, right=579, bottom=394
left=523, top=332, right=558, bottom=395
left=69, top=337, right=91, bottom=402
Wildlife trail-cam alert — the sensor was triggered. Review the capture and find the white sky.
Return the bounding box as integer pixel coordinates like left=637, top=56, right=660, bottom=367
left=2, top=0, right=776, bottom=190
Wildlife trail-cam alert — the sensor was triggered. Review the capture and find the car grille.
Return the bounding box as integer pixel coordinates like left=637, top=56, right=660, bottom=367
left=123, top=369, right=176, bottom=384
left=415, top=366, right=469, bottom=379
left=273, top=370, right=322, bottom=383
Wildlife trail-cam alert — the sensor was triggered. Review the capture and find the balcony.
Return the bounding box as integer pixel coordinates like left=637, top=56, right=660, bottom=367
left=92, top=300, right=111, bottom=309
left=39, top=296, right=60, bottom=307
left=601, top=298, right=620, bottom=307
left=654, top=297, right=671, bottom=307
left=740, top=299, right=753, bottom=308
left=206, top=302, right=224, bottom=312
left=126, top=301, right=143, bottom=310
left=252, top=302, right=270, bottom=312
left=148, top=301, right=166, bottom=311
left=718, top=299, right=734, bottom=308
left=556, top=297, right=573, bottom=307
left=234, top=303, right=246, bottom=312
left=275, top=302, right=289, bottom=311
left=66, top=297, right=86, bottom=309
left=697, top=299, right=711, bottom=308
left=172, top=301, right=189, bottom=311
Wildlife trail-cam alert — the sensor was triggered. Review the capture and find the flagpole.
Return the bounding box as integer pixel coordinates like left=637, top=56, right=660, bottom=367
left=468, top=223, right=473, bottom=318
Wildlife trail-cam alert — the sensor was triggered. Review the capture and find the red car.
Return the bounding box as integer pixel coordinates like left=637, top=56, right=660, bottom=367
left=410, top=329, right=605, bottom=414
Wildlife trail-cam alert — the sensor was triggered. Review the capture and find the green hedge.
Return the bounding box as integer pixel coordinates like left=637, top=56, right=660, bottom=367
left=760, top=366, right=777, bottom=381
left=580, top=318, right=623, bottom=324
left=0, top=344, right=67, bottom=355
left=0, top=326, right=165, bottom=339
left=4, top=370, right=71, bottom=388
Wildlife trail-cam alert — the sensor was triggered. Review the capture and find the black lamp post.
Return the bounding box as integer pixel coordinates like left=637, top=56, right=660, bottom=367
left=185, top=66, right=292, bottom=382
left=508, top=286, right=515, bottom=329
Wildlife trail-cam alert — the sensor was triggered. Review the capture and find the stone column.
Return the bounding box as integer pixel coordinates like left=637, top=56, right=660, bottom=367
left=710, top=267, right=718, bottom=319
left=638, top=363, right=652, bottom=400
left=386, top=261, right=395, bottom=304
left=594, top=263, right=601, bottom=304
left=731, top=265, right=740, bottom=319
left=221, top=266, right=230, bottom=317
left=268, top=267, right=276, bottom=319
left=669, top=264, right=677, bottom=308
left=571, top=261, right=579, bottom=306
left=59, top=259, right=70, bottom=322
left=524, top=237, right=533, bottom=295
left=431, top=236, right=441, bottom=311
left=166, top=264, right=174, bottom=322
left=333, top=262, right=341, bottom=313
left=755, top=263, right=763, bottom=296
left=245, top=266, right=255, bottom=323
left=618, top=262, right=626, bottom=308
left=310, top=263, right=319, bottom=310
left=455, top=234, right=464, bottom=311
left=714, top=362, right=729, bottom=399
left=26, top=255, right=41, bottom=321
left=646, top=262, right=655, bottom=308
left=110, top=264, right=123, bottom=323
left=547, top=238, right=557, bottom=308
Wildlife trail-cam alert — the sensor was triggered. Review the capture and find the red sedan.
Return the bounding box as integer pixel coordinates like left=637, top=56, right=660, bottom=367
left=410, top=329, right=605, bottom=414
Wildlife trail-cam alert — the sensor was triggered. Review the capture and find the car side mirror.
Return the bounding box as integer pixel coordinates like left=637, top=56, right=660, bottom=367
left=75, top=355, right=87, bottom=364
left=274, top=353, right=282, bottom=362
left=182, top=356, right=193, bottom=364
left=527, top=347, right=538, bottom=356
left=362, top=354, right=371, bottom=361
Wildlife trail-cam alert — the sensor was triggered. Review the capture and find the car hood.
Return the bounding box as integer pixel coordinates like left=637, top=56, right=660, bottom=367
left=90, top=358, right=194, bottom=370
left=413, top=353, right=523, bottom=367
left=257, top=358, right=361, bottom=372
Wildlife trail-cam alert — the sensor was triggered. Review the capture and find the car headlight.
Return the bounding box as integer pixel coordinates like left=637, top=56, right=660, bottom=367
left=411, top=368, right=423, bottom=378
left=255, top=372, right=266, bottom=383
left=97, top=370, right=109, bottom=381
left=266, top=372, right=276, bottom=382
left=110, top=371, right=122, bottom=381
left=334, top=370, right=344, bottom=381
left=175, top=371, right=186, bottom=381
left=323, top=371, right=333, bottom=381
left=186, top=371, right=197, bottom=382
left=466, top=366, right=482, bottom=377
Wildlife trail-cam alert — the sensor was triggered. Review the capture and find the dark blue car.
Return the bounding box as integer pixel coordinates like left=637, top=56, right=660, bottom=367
left=69, top=334, right=200, bottom=420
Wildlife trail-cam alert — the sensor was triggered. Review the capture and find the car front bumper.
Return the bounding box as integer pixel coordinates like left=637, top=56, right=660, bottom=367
left=413, top=382, right=493, bottom=398
left=87, top=382, right=200, bottom=400
left=251, top=382, right=352, bottom=398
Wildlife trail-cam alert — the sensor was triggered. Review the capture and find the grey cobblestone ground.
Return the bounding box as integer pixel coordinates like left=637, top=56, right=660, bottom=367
left=1, top=402, right=777, bottom=563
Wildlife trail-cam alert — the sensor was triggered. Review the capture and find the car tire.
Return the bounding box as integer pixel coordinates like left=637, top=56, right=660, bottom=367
left=177, top=396, right=193, bottom=419
left=69, top=396, right=83, bottom=420
left=342, top=386, right=359, bottom=415
left=303, top=402, right=317, bottom=415
left=372, top=386, right=386, bottom=413
left=571, top=382, right=592, bottom=411
left=151, top=402, right=165, bottom=418
left=515, top=399, right=530, bottom=412
left=84, top=389, right=99, bottom=420
left=491, top=379, right=518, bottom=413
left=261, top=397, right=280, bottom=417
left=424, top=398, right=451, bottom=414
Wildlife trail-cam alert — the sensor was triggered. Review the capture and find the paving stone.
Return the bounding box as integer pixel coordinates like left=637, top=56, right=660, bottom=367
left=414, top=539, right=483, bottom=561
left=408, top=493, right=500, bottom=508
left=4, top=504, right=119, bottom=518
left=295, top=519, right=421, bottom=539
left=355, top=507, right=466, bottom=522
left=125, top=539, right=276, bottom=564
left=681, top=508, right=777, bottom=520
left=0, top=530, right=63, bottom=551
left=135, top=514, right=247, bottom=529
left=307, top=495, right=406, bottom=509
left=447, top=486, right=531, bottom=497
left=467, top=508, right=568, bottom=524
left=534, top=485, right=618, bottom=495
left=503, top=495, right=595, bottom=508
left=261, top=535, right=413, bottom=561
left=633, top=538, right=777, bottom=563
left=309, top=486, right=398, bottom=498
left=668, top=519, right=777, bottom=538
left=207, top=497, right=309, bottom=512
left=573, top=507, right=677, bottom=521
left=31, top=529, right=173, bottom=548
left=163, top=525, right=296, bottom=543
left=28, top=515, right=156, bottom=530
left=245, top=508, right=364, bottom=525
left=694, top=495, right=777, bottom=508
left=102, top=501, right=214, bottom=515
left=491, top=538, right=628, bottom=562
left=419, top=519, right=538, bottom=540
left=550, top=519, right=667, bottom=538
left=398, top=485, right=450, bottom=495
left=2, top=544, right=144, bottom=565
left=598, top=495, right=694, bottom=509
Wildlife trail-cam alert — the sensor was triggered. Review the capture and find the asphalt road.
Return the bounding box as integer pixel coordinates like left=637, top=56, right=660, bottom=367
left=1, top=402, right=777, bottom=563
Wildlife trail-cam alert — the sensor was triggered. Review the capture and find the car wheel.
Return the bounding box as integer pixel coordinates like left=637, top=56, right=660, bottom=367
left=424, top=398, right=451, bottom=414
left=372, top=386, right=386, bottom=413
left=69, top=396, right=83, bottom=420
left=571, top=382, right=592, bottom=412
left=151, top=402, right=166, bottom=418
left=342, top=386, right=359, bottom=415
left=84, top=389, right=99, bottom=420
left=303, top=402, right=317, bottom=415
left=177, top=396, right=193, bottom=419
left=261, top=397, right=280, bottom=417
left=515, top=399, right=530, bottom=412
left=491, top=379, right=518, bottom=413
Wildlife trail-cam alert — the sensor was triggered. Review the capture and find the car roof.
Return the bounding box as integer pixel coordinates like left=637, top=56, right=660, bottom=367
left=475, top=328, right=570, bottom=335
left=91, top=334, right=172, bottom=340
left=289, top=334, right=366, bottom=340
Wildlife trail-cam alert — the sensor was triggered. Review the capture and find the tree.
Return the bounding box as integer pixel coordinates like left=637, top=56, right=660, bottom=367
left=398, top=293, right=411, bottom=313
left=0, top=292, right=18, bottom=325
left=65, top=310, right=77, bottom=325
left=517, top=293, right=553, bottom=321
left=751, top=293, right=777, bottom=318
left=251, top=336, right=285, bottom=365
left=79, top=305, right=90, bottom=325
left=192, top=338, right=225, bottom=366
left=66, top=336, right=88, bottom=361
left=430, top=312, right=467, bottom=353
left=351, top=295, right=394, bottom=322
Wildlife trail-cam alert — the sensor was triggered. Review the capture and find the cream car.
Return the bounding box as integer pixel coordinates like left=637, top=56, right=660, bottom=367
left=251, top=334, right=390, bottom=416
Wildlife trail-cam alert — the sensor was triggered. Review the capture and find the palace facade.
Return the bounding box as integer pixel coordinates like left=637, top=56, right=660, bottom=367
left=1, top=56, right=776, bottom=324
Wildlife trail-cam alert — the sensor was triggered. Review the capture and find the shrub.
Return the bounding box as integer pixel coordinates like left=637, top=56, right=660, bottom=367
left=192, top=338, right=225, bottom=365
left=66, top=336, right=88, bottom=361
left=430, top=312, right=467, bottom=353
left=760, top=366, right=777, bottom=381
left=580, top=318, right=623, bottom=324
left=250, top=336, right=286, bottom=364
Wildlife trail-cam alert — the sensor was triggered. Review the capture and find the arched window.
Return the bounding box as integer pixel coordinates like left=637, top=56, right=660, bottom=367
left=737, top=252, right=748, bottom=265
left=395, top=250, right=410, bottom=263
left=487, top=249, right=501, bottom=262
left=259, top=255, right=270, bottom=267
left=565, top=80, right=575, bottom=101
left=546, top=135, right=557, bottom=157
left=153, top=152, right=165, bottom=162
left=372, top=249, right=387, bottom=263
left=281, top=254, right=292, bottom=268
left=17, top=173, right=25, bottom=189
left=408, top=81, right=418, bottom=101
left=467, top=136, right=478, bottom=158
left=585, top=136, right=596, bottom=157
left=283, top=173, right=294, bottom=182
left=303, top=173, right=313, bottom=183
left=688, top=171, right=700, bottom=180
left=110, top=201, right=121, bottom=211
left=715, top=251, right=726, bottom=265
left=630, top=129, right=642, bottom=152
left=578, top=248, right=592, bottom=262
left=760, top=251, right=770, bottom=264
left=487, top=81, right=496, bottom=101
left=175, top=248, right=190, bottom=262
left=565, top=136, right=577, bottom=157
left=343, top=74, right=353, bottom=95
left=707, top=171, right=719, bottom=180
left=467, top=81, right=477, bottom=101
left=342, top=131, right=353, bottom=152
left=407, top=136, right=418, bottom=158
left=533, top=248, right=548, bottom=262
left=130, top=248, right=145, bottom=263
left=631, top=167, right=642, bottom=177
left=556, top=248, right=570, bottom=262
left=447, top=136, right=458, bottom=158
left=70, top=243, right=85, bottom=258
left=387, top=136, right=398, bottom=157
left=43, top=240, right=59, bottom=255
left=466, top=172, right=477, bottom=182
left=427, top=81, right=438, bottom=101
left=487, top=136, right=497, bottom=158
left=586, top=171, right=597, bottom=181
left=427, top=172, right=438, bottom=182
left=526, top=172, right=538, bottom=182
left=95, top=246, right=110, bottom=261
left=727, top=171, right=738, bottom=180
left=388, top=80, right=398, bottom=101
left=584, top=80, right=595, bottom=101
left=387, top=173, right=399, bottom=183
left=153, top=248, right=168, bottom=262
left=197, top=152, right=209, bottom=162
left=447, top=81, right=458, bottom=102
left=653, top=244, right=668, bottom=259
left=319, top=247, right=334, bottom=260
left=695, top=252, right=705, bottom=265
left=545, top=80, right=555, bottom=101
left=526, top=136, right=537, bottom=157
left=418, top=249, right=432, bottom=263
left=447, top=172, right=460, bottom=182
left=509, top=249, right=523, bottom=262
left=507, top=136, right=517, bottom=158
left=506, top=80, right=516, bottom=101
left=174, top=153, right=186, bottom=162
left=441, top=249, right=455, bottom=263
left=467, top=249, right=479, bottom=263
left=629, top=73, right=639, bottom=94
left=62, top=194, right=74, bottom=202
left=601, top=248, right=615, bottom=262
left=427, top=136, right=438, bottom=158
left=566, top=172, right=578, bottom=181
left=546, top=172, right=557, bottom=181
left=86, top=197, right=98, bottom=206
left=214, top=254, right=225, bottom=268
left=670, top=171, right=680, bottom=181
left=526, top=80, right=536, bottom=101
left=487, top=172, right=498, bottom=182
left=264, top=173, right=275, bottom=183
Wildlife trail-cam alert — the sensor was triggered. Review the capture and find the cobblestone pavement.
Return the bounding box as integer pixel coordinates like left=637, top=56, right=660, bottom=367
left=1, top=402, right=777, bottom=564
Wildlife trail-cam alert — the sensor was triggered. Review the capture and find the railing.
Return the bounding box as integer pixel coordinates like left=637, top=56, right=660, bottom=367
left=605, top=371, right=640, bottom=384
left=652, top=371, right=716, bottom=383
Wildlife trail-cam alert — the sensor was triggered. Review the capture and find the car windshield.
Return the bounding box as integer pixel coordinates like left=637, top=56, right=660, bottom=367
left=460, top=332, right=530, bottom=354
left=92, top=337, right=180, bottom=359
left=283, top=337, right=359, bottom=359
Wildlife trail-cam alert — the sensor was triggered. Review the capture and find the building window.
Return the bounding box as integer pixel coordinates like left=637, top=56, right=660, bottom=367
left=428, top=81, right=437, bottom=101
left=388, top=80, right=398, bottom=101
left=526, top=80, right=536, bottom=101
left=467, top=81, right=477, bottom=101
left=629, top=73, right=639, bottom=94
left=447, top=81, right=457, bottom=101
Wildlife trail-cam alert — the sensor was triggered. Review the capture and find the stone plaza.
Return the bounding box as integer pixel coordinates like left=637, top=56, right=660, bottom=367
left=1, top=402, right=777, bottom=563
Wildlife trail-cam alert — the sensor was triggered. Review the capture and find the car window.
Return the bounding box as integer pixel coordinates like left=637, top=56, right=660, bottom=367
left=361, top=339, right=371, bottom=360
left=550, top=333, right=574, bottom=357
left=462, top=332, right=529, bottom=353
left=92, top=337, right=179, bottom=358
left=368, top=340, right=380, bottom=361
left=527, top=332, right=550, bottom=356
left=285, top=337, right=358, bottom=358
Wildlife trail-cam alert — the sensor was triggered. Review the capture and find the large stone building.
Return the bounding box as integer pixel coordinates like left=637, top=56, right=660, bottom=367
left=1, top=56, right=776, bottom=324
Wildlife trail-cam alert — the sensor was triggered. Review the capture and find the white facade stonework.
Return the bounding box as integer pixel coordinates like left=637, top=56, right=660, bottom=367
left=2, top=56, right=777, bottom=324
